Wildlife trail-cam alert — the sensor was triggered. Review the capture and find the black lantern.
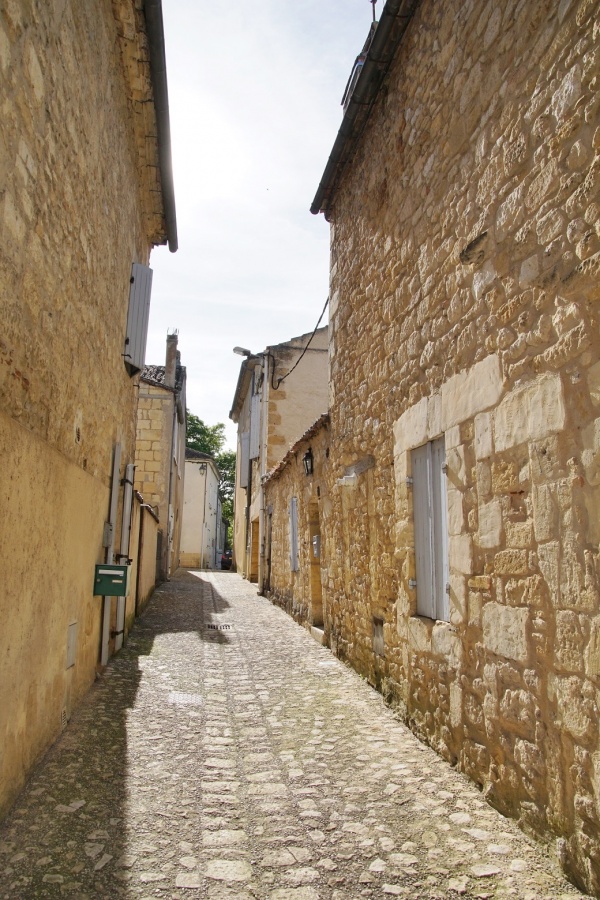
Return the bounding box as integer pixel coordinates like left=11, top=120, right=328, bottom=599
left=302, top=448, right=314, bottom=476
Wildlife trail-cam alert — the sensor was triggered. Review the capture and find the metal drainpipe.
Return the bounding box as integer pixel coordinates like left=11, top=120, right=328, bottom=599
left=101, top=443, right=122, bottom=666
left=143, top=0, right=178, bottom=253
left=114, top=462, right=134, bottom=651
left=257, top=352, right=269, bottom=593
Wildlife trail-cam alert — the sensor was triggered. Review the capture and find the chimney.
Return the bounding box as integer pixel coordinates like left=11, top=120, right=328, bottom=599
left=165, top=332, right=178, bottom=388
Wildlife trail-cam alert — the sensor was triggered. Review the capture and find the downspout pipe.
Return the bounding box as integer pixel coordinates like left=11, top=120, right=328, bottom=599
left=143, top=0, right=178, bottom=253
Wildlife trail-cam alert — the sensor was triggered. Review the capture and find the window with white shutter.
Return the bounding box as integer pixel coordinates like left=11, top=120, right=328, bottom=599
left=289, top=497, right=299, bottom=572
left=239, top=432, right=250, bottom=488
left=249, top=391, right=261, bottom=460
left=411, top=437, right=449, bottom=621
left=124, top=263, right=153, bottom=375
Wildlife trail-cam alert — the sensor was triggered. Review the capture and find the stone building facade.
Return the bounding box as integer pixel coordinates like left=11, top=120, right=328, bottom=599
left=263, top=416, right=330, bottom=635
left=311, top=0, right=600, bottom=893
left=230, top=328, right=328, bottom=587
left=0, top=0, right=176, bottom=818
left=134, top=334, right=186, bottom=580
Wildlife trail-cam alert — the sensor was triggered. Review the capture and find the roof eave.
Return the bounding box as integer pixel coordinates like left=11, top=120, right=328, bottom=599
left=144, top=0, right=178, bottom=253
left=310, top=0, right=419, bottom=218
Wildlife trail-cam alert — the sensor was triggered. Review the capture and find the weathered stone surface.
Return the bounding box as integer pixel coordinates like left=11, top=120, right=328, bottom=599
left=478, top=500, right=503, bottom=549
left=494, top=374, right=566, bottom=452
left=482, top=603, right=529, bottom=663
left=441, top=356, right=503, bottom=431
left=0, top=573, right=583, bottom=900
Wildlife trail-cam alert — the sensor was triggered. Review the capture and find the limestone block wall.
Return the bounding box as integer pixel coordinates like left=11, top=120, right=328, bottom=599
left=264, top=420, right=331, bottom=627
left=0, top=0, right=165, bottom=818
left=134, top=383, right=181, bottom=577
left=324, top=0, right=600, bottom=892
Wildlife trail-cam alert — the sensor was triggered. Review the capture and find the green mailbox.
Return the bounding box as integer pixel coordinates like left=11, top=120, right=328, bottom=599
left=94, top=564, right=131, bottom=597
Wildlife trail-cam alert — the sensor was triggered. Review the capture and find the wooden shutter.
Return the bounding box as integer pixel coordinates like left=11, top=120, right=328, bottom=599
left=124, top=263, right=153, bottom=374
left=412, top=438, right=449, bottom=621
left=431, top=436, right=449, bottom=621
left=289, top=497, right=299, bottom=572
left=249, top=392, right=261, bottom=460
left=412, top=442, right=435, bottom=619
left=239, top=432, right=250, bottom=488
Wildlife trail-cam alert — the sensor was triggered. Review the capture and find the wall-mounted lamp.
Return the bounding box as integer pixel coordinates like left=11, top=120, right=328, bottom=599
left=233, top=346, right=252, bottom=357
left=302, top=448, right=314, bottom=476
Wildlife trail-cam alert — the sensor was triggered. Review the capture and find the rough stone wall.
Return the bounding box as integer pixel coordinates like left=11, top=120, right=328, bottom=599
left=325, top=0, right=600, bottom=892
left=264, top=422, right=331, bottom=626
left=134, top=382, right=184, bottom=577
left=266, top=329, right=329, bottom=470
left=0, top=0, right=166, bottom=817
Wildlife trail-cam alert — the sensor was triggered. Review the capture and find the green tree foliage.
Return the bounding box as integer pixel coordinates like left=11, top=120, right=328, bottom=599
left=186, top=412, right=236, bottom=546
left=186, top=412, right=226, bottom=457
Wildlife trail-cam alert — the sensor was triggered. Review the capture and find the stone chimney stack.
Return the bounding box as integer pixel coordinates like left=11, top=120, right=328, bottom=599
left=165, top=332, right=178, bottom=388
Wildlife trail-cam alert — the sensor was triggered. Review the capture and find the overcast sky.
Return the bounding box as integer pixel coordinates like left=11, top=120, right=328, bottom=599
left=145, top=0, right=373, bottom=449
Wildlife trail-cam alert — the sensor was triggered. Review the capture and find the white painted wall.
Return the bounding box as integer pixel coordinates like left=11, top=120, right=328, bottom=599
left=180, top=458, right=220, bottom=569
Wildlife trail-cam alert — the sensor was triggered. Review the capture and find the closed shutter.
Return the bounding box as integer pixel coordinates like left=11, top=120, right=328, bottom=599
left=239, top=432, right=250, bottom=488
left=431, top=436, right=449, bottom=621
left=412, top=437, right=448, bottom=621
left=249, top=392, right=261, bottom=460
left=412, top=443, right=435, bottom=619
left=289, top=497, right=299, bottom=572
left=124, top=263, right=153, bottom=374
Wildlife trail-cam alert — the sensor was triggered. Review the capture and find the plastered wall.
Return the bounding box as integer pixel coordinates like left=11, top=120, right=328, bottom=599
left=0, top=0, right=163, bottom=817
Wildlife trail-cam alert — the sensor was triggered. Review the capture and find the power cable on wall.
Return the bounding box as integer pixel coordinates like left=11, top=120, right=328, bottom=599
left=273, top=296, right=329, bottom=390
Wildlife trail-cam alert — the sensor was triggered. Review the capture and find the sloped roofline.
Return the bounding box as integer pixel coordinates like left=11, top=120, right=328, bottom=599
left=263, top=413, right=330, bottom=484
left=144, top=0, right=178, bottom=252
left=310, top=0, right=419, bottom=218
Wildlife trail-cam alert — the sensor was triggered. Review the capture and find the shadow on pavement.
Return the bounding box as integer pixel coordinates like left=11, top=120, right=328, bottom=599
left=0, top=569, right=231, bottom=895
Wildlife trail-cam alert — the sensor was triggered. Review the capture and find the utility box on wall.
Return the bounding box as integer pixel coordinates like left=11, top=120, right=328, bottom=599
left=93, top=564, right=131, bottom=597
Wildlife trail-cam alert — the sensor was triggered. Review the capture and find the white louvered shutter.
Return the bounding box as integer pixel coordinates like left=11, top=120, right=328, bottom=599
left=412, top=438, right=448, bottom=621
left=124, top=263, right=153, bottom=374
left=249, top=392, right=261, bottom=460
left=239, top=432, right=250, bottom=488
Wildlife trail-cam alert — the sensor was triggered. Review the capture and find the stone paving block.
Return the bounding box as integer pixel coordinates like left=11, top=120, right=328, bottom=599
left=0, top=571, right=585, bottom=899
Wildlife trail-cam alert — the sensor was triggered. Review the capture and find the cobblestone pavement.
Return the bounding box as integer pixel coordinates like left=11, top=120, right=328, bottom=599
left=0, top=571, right=586, bottom=899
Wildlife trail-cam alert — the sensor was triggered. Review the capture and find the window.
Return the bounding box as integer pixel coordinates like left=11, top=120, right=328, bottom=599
left=249, top=386, right=260, bottom=460
left=239, top=432, right=250, bottom=488
left=411, top=437, right=449, bottom=621
left=289, top=497, right=299, bottom=572
left=124, top=263, right=153, bottom=375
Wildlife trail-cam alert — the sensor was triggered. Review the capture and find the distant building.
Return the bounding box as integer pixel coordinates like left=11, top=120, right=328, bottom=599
left=134, top=334, right=187, bottom=580
left=229, top=328, right=328, bottom=587
left=180, top=450, right=222, bottom=570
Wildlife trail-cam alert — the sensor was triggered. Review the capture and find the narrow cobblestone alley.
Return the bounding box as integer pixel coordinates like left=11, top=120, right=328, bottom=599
left=0, top=572, right=586, bottom=900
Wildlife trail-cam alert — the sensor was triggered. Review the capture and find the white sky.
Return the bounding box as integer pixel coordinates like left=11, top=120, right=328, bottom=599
left=145, top=0, right=373, bottom=449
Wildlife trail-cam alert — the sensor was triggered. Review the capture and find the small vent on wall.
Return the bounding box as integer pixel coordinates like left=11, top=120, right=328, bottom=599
left=61, top=708, right=68, bottom=731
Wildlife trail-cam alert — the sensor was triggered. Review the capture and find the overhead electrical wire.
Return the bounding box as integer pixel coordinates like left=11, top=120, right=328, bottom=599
left=273, top=296, right=330, bottom=390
